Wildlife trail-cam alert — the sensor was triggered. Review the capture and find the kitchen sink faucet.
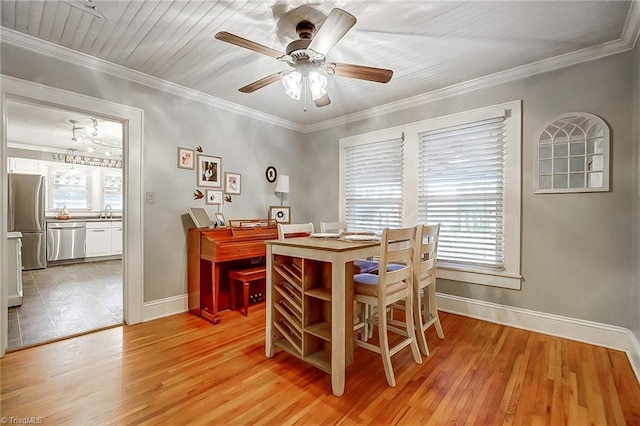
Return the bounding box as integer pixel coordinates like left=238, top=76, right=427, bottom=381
left=102, top=204, right=113, bottom=219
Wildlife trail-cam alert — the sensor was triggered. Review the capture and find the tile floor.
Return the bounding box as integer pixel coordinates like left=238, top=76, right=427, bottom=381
left=7, top=259, right=123, bottom=349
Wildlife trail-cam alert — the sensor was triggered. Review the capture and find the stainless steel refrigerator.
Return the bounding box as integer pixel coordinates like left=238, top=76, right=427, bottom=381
left=8, top=173, right=46, bottom=270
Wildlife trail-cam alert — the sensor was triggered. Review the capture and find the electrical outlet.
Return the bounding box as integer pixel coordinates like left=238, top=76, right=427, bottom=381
left=145, top=191, right=156, bottom=204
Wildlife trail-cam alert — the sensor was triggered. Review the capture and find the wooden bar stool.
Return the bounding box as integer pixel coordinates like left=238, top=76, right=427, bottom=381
left=228, top=266, right=266, bottom=316
left=353, top=226, right=422, bottom=387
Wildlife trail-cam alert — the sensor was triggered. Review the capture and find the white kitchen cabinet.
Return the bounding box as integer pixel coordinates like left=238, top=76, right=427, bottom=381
left=86, top=221, right=123, bottom=257
left=8, top=157, right=43, bottom=175
left=86, top=221, right=112, bottom=257
left=111, top=221, right=123, bottom=255
left=7, top=232, right=23, bottom=307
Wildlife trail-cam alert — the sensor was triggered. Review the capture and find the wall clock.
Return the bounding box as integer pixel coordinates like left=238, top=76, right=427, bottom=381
left=266, top=166, right=277, bottom=183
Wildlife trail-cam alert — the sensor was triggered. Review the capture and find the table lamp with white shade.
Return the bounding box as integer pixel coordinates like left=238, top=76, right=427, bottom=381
left=275, top=175, right=289, bottom=206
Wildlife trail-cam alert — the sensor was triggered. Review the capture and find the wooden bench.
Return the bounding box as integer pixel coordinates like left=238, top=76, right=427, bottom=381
left=228, top=266, right=266, bottom=316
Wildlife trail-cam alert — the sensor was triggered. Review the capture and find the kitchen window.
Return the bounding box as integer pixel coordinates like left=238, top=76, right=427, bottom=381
left=340, top=100, right=521, bottom=289
left=103, top=171, right=123, bottom=210
left=48, top=166, right=92, bottom=210
left=46, top=162, right=123, bottom=213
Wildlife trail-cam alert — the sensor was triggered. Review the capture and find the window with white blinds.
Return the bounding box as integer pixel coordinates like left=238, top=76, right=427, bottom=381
left=339, top=100, right=521, bottom=289
left=418, top=117, right=506, bottom=269
left=344, top=137, right=403, bottom=232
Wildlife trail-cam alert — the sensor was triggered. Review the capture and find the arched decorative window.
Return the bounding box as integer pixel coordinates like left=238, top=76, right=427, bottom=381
left=535, top=112, right=610, bottom=193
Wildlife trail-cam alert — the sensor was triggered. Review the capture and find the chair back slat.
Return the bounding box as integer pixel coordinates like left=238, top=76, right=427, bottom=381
left=386, top=267, right=411, bottom=283
left=421, top=258, right=435, bottom=272
left=277, top=222, right=314, bottom=239
left=319, top=221, right=346, bottom=233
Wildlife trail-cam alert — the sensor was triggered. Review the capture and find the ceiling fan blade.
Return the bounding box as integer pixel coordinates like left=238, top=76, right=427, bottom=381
left=215, top=32, right=284, bottom=59
left=239, top=72, right=285, bottom=93
left=314, top=93, right=331, bottom=107
left=331, top=63, right=393, bottom=83
left=307, top=8, right=356, bottom=56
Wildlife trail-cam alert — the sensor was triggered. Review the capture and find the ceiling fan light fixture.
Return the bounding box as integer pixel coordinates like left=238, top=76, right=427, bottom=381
left=282, top=71, right=302, bottom=100
left=308, top=70, right=327, bottom=100
left=217, top=8, right=392, bottom=110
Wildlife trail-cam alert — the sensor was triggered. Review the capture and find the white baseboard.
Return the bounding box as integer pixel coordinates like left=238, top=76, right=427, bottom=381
left=627, top=330, right=640, bottom=383
left=437, top=293, right=640, bottom=384
left=143, top=294, right=188, bottom=322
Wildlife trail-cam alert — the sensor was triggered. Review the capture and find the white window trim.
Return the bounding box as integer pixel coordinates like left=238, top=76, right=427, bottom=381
left=339, top=100, right=522, bottom=289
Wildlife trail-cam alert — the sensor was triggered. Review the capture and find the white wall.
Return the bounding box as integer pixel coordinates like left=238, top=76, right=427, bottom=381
left=301, top=52, right=637, bottom=330
left=1, top=43, right=304, bottom=302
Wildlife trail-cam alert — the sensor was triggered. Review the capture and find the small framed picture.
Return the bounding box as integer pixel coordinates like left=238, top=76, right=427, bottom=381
left=177, top=147, right=195, bottom=169
left=205, top=189, right=223, bottom=205
left=197, top=154, right=222, bottom=188
left=215, top=212, right=227, bottom=227
left=266, top=166, right=277, bottom=183
left=269, top=206, right=291, bottom=224
left=224, top=172, right=241, bottom=195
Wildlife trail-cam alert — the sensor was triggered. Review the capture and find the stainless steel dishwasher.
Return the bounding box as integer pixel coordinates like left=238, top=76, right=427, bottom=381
left=47, top=222, right=86, bottom=261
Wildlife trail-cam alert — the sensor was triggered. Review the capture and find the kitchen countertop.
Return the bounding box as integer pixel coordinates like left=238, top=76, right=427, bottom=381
left=46, top=217, right=123, bottom=223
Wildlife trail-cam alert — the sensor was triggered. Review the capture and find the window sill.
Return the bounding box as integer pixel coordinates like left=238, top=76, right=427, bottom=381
left=437, top=264, right=522, bottom=290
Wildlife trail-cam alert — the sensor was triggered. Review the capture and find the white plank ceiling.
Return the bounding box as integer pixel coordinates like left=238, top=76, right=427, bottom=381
left=6, top=100, right=123, bottom=156
left=0, top=0, right=636, bottom=132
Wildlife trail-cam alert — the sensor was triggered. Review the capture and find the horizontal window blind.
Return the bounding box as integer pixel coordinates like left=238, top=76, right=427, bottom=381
left=418, top=117, right=506, bottom=268
left=344, top=137, right=403, bottom=232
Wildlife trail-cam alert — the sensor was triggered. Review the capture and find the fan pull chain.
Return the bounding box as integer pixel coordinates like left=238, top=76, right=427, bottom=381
left=303, top=77, right=308, bottom=112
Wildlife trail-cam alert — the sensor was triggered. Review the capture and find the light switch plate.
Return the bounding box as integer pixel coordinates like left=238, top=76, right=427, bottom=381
left=145, top=191, right=156, bottom=204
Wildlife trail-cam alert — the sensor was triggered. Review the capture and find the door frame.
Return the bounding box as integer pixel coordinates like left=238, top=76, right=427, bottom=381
left=0, top=75, right=144, bottom=356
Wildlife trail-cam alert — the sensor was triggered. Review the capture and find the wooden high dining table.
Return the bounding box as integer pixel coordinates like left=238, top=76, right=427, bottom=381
left=265, top=236, right=380, bottom=396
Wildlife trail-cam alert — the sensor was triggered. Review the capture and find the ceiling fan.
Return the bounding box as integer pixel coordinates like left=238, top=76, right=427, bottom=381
left=215, top=8, right=393, bottom=110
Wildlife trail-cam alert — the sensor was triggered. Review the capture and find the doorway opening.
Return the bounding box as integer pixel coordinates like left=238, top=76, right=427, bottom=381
left=6, top=101, right=125, bottom=350
left=1, top=76, right=144, bottom=356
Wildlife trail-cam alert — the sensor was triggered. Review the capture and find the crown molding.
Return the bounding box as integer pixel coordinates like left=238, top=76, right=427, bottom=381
left=305, top=39, right=638, bottom=133
left=623, top=0, right=640, bottom=48
left=0, top=27, right=306, bottom=133
left=306, top=3, right=640, bottom=133
left=3, top=1, right=640, bottom=136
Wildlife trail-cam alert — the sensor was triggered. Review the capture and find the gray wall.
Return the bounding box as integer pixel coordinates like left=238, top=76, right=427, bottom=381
left=1, top=43, right=304, bottom=302
left=301, top=52, right=637, bottom=329
left=2, top=40, right=638, bottom=331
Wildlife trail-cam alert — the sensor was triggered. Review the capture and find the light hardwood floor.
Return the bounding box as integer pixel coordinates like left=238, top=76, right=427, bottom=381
left=1, top=306, right=639, bottom=425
